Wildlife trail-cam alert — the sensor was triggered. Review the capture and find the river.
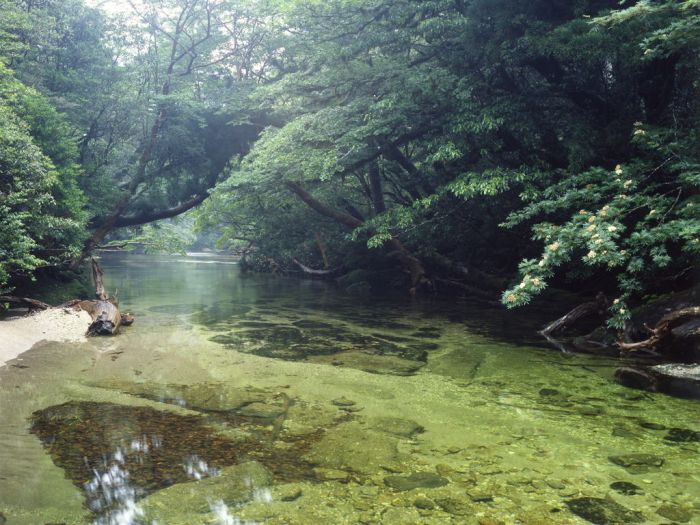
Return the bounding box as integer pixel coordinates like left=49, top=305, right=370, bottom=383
left=0, top=253, right=698, bottom=524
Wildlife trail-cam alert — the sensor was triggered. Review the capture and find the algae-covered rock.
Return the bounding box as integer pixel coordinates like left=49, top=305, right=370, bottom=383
left=566, top=497, right=644, bottom=524
left=141, top=461, right=272, bottom=522
left=309, top=350, right=425, bottom=376
left=371, top=417, right=424, bottom=438
left=664, top=427, right=700, bottom=443
left=30, top=401, right=248, bottom=518
left=98, top=380, right=269, bottom=413
left=304, top=422, right=403, bottom=475
left=236, top=401, right=286, bottom=419
left=609, top=481, right=643, bottom=496
left=656, top=504, right=693, bottom=523
left=608, top=453, right=664, bottom=473
left=384, top=472, right=448, bottom=491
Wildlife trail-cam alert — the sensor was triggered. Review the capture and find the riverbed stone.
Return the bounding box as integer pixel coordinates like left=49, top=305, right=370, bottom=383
left=313, top=468, right=350, bottom=482
left=140, top=461, right=273, bottom=519
left=435, top=496, right=471, bottom=516
left=413, top=496, right=436, bottom=510
left=304, top=422, right=403, bottom=475
left=236, top=401, right=285, bottom=419
left=656, top=504, right=693, bottom=523
left=608, top=453, right=664, bottom=473
left=384, top=472, right=448, bottom=491
left=566, top=497, right=644, bottom=524
left=381, top=507, right=423, bottom=524
left=371, top=417, right=424, bottom=438
left=331, top=397, right=356, bottom=407
left=639, top=421, right=666, bottom=430
left=664, top=427, right=700, bottom=443
left=610, top=481, right=643, bottom=495
left=273, top=484, right=303, bottom=502
left=309, top=350, right=425, bottom=376
left=539, top=388, right=560, bottom=396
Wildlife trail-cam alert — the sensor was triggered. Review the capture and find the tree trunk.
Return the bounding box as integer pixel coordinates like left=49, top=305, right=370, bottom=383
left=618, top=306, right=700, bottom=353
left=541, top=292, right=608, bottom=336
left=81, top=258, right=121, bottom=336
left=284, top=180, right=428, bottom=294
left=0, top=296, right=51, bottom=311
left=368, top=159, right=386, bottom=214
left=314, top=231, right=330, bottom=269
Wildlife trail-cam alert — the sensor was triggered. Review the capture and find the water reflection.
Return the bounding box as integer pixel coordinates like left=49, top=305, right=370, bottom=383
left=29, top=402, right=244, bottom=521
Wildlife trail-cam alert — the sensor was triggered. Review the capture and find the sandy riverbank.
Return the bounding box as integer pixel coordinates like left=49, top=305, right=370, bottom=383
left=0, top=308, right=92, bottom=367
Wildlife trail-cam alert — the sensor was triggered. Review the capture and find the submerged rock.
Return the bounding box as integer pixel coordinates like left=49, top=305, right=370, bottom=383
left=140, top=461, right=272, bottom=520
left=304, top=422, right=403, bottom=475
left=292, top=319, right=335, bottom=330
left=371, top=417, right=424, bottom=438
left=615, top=364, right=700, bottom=400
left=609, top=481, right=643, bottom=496
left=410, top=327, right=442, bottom=339
left=331, top=397, right=356, bottom=407
left=608, top=454, right=664, bottom=473
left=566, top=497, right=644, bottom=524
left=413, top=496, right=436, bottom=510
left=236, top=401, right=286, bottom=419
left=309, top=350, right=425, bottom=376
left=384, top=472, right=448, bottom=491
left=663, top=427, right=700, bottom=443
left=100, top=380, right=269, bottom=413
left=30, top=401, right=248, bottom=516
left=656, top=504, right=693, bottom=523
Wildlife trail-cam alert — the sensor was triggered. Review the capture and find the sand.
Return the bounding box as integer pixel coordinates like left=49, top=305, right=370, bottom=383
left=0, top=308, right=92, bottom=367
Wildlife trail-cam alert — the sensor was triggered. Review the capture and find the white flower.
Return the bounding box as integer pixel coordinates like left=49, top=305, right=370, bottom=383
left=607, top=226, right=617, bottom=232
left=623, top=180, right=633, bottom=188
left=613, top=298, right=620, bottom=304
left=587, top=250, right=596, bottom=258
left=615, top=165, right=624, bottom=175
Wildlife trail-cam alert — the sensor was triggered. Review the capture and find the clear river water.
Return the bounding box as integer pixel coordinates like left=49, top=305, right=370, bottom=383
left=0, top=253, right=698, bottom=525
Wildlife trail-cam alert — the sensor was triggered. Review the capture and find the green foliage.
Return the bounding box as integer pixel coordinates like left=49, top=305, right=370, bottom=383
left=0, top=64, right=86, bottom=288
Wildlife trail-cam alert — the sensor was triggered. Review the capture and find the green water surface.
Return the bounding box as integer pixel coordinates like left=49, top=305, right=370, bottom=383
left=0, top=253, right=698, bottom=525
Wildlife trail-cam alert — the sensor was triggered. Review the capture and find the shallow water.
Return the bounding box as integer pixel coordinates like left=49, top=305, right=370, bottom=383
left=0, top=253, right=698, bottom=525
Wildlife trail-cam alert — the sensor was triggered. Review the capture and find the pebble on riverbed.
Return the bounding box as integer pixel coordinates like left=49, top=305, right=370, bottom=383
left=608, top=453, right=664, bottom=473
left=384, top=472, right=449, bottom=491
left=566, top=497, right=644, bottom=524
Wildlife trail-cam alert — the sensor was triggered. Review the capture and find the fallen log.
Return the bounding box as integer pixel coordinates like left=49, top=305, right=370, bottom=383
left=618, top=306, right=700, bottom=353
left=541, top=292, right=608, bottom=336
left=82, top=258, right=121, bottom=336
left=0, top=259, right=132, bottom=336
left=292, top=258, right=338, bottom=278
left=0, top=296, right=51, bottom=311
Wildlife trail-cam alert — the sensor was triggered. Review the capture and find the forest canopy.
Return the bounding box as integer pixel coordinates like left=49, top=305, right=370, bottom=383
left=0, top=0, right=698, bottom=326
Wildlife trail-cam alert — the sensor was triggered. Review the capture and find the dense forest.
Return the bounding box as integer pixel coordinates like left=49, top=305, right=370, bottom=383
left=0, top=0, right=698, bottom=330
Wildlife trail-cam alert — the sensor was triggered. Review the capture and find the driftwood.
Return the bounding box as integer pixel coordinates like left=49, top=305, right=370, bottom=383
left=0, top=296, right=51, bottom=310
left=541, top=292, right=608, bottom=336
left=618, top=306, right=700, bottom=353
left=1, top=259, right=133, bottom=336
left=292, top=258, right=337, bottom=277
left=82, top=258, right=122, bottom=336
